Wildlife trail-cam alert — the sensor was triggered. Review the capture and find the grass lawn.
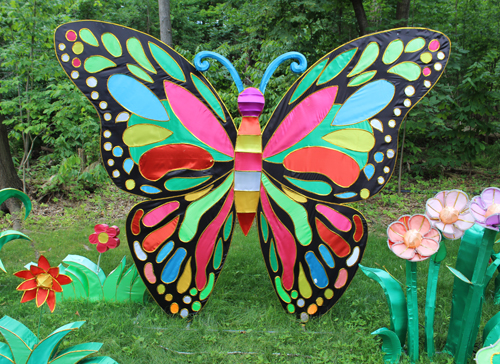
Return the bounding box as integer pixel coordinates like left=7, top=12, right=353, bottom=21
left=1, top=176, right=499, bottom=363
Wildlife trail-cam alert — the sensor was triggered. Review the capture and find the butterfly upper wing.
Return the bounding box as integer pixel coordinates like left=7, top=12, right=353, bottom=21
left=54, top=21, right=237, bottom=316
left=258, top=28, right=450, bottom=319
left=54, top=21, right=237, bottom=199
left=262, top=28, right=450, bottom=204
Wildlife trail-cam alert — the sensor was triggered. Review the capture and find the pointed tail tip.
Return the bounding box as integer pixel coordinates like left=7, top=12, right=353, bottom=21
left=237, top=213, right=255, bottom=236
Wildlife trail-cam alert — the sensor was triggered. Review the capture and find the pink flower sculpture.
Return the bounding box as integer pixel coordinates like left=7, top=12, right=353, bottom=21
left=425, top=190, right=475, bottom=239
left=387, top=215, right=441, bottom=261
left=470, top=187, right=500, bottom=231
left=89, top=224, right=120, bottom=253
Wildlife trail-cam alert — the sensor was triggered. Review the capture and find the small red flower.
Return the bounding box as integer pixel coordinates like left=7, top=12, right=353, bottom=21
left=88, top=224, right=121, bottom=253
left=14, top=255, right=72, bottom=312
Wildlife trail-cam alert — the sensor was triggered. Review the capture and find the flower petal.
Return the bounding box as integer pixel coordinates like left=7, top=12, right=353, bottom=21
left=485, top=214, right=500, bottom=230
left=94, top=223, right=109, bottom=233
left=56, top=274, right=72, bottom=285
left=48, top=267, right=59, bottom=279
left=470, top=198, right=487, bottom=223
left=434, top=191, right=446, bottom=205
left=424, top=228, right=441, bottom=242
left=20, top=289, right=37, bottom=303
left=454, top=212, right=475, bottom=231
left=106, top=225, right=119, bottom=238
left=445, top=190, right=469, bottom=211
left=416, top=238, right=439, bottom=256
left=16, top=279, right=37, bottom=291
left=398, top=215, right=411, bottom=229
left=481, top=187, right=500, bottom=206
left=442, top=223, right=455, bottom=234
left=96, top=243, right=109, bottom=253
left=51, top=278, right=63, bottom=292
left=391, top=244, right=416, bottom=260
left=14, top=270, right=34, bottom=280
left=408, top=214, right=431, bottom=235
left=36, top=288, right=49, bottom=307
left=106, top=237, right=120, bottom=250
left=409, top=252, right=428, bottom=262
left=30, top=265, right=45, bottom=275
left=435, top=221, right=445, bottom=231
left=387, top=222, right=406, bottom=243
left=88, top=233, right=100, bottom=245
left=426, top=198, right=443, bottom=219
left=37, top=256, right=51, bottom=271
left=446, top=226, right=465, bottom=239
left=47, top=290, right=56, bottom=313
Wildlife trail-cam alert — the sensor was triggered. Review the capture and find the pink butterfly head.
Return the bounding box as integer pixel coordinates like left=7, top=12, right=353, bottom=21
left=238, top=87, right=265, bottom=117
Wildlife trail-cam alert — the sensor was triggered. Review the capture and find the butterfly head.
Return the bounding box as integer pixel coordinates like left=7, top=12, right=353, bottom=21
left=237, top=87, right=265, bottom=117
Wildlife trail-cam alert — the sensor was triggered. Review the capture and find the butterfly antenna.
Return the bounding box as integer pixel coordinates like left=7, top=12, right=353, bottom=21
left=194, top=51, right=244, bottom=93
left=259, top=52, right=307, bottom=95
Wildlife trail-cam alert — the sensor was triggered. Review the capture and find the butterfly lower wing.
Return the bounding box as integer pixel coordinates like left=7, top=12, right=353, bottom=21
left=127, top=173, right=235, bottom=316
left=258, top=173, right=367, bottom=320
left=54, top=21, right=236, bottom=199
left=261, top=28, right=450, bottom=204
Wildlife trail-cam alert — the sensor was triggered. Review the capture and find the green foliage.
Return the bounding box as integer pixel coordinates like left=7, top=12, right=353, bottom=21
left=0, top=316, right=118, bottom=364
left=56, top=255, right=148, bottom=304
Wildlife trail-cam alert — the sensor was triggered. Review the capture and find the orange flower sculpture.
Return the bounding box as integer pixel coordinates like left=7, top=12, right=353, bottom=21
left=14, top=255, right=72, bottom=312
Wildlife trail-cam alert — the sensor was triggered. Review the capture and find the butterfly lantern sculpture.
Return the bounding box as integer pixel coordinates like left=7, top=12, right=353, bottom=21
left=55, top=22, right=449, bottom=321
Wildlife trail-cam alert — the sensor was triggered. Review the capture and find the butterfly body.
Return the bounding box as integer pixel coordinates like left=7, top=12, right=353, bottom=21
left=234, top=87, right=265, bottom=235
left=55, top=22, right=450, bottom=320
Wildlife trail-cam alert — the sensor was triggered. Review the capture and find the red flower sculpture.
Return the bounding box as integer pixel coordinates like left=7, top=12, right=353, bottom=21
left=88, top=224, right=121, bottom=253
left=14, top=255, right=72, bottom=312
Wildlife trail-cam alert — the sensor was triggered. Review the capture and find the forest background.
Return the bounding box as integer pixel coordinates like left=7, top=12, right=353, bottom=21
left=0, top=0, right=499, bottom=205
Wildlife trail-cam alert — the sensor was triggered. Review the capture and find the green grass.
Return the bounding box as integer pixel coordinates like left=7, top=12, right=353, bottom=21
left=0, top=184, right=499, bottom=363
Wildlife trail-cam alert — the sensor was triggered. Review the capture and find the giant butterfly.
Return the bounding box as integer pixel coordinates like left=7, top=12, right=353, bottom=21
left=54, top=21, right=450, bottom=321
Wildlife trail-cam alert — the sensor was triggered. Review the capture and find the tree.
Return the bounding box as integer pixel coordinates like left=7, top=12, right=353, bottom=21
left=0, top=115, right=23, bottom=217
left=395, top=0, right=411, bottom=27
left=350, top=0, right=368, bottom=36
left=158, top=0, right=172, bottom=45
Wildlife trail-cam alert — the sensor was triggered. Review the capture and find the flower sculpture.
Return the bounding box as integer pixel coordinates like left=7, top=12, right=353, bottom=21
left=89, top=224, right=121, bottom=252
left=470, top=187, right=500, bottom=231
left=14, top=255, right=72, bottom=312
left=387, top=214, right=441, bottom=261
left=426, top=190, right=475, bottom=239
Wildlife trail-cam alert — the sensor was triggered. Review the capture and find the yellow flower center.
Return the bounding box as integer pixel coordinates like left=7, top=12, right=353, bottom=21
left=485, top=203, right=500, bottom=218
left=98, top=232, right=109, bottom=244
left=36, top=273, right=53, bottom=289
left=439, top=206, right=459, bottom=224
left=403, top=229, right=422, bottom=249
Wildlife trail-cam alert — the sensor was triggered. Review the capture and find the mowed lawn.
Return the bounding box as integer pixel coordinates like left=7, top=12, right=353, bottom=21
left=0, top=190, right=497, bottom=363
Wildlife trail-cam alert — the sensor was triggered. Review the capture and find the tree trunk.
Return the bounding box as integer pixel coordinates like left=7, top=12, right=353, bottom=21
left=0, top=115, right=23, bottom=222
left=395, top=0, right=412, bottom=27
left=158, top=0, right=173, bottom=46
left=350, top=0, right=369, bottom=36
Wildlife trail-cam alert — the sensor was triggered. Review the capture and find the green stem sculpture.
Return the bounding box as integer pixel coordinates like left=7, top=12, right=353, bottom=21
left=454, top=227, right=498, bottom=364
left=424, top=242, right=447, bottom=358
left=406, top=260, right=418, bottom=363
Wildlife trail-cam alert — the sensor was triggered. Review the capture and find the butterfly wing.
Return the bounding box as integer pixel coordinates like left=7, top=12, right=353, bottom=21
left=258, top=173, right=367, bottom=320
left=54, top=21, right=237, bottom=315
left=54, top=21, right=236, bottom=198
left=262, top=28, right=449, bottom=203
left=127, top=172, right=235, bottom=316
left=258, top=28, right=450, bottom=318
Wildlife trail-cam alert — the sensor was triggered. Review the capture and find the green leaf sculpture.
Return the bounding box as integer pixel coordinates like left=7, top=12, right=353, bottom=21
left=371, top=327, right=402, bottom=364
left=0, top=188, right=32, bottom=273
left=359, top=264, right=407, bottom=345
left=0, top=316, right=119, bottom=364
left=55, top=255, right=147, bottom=303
